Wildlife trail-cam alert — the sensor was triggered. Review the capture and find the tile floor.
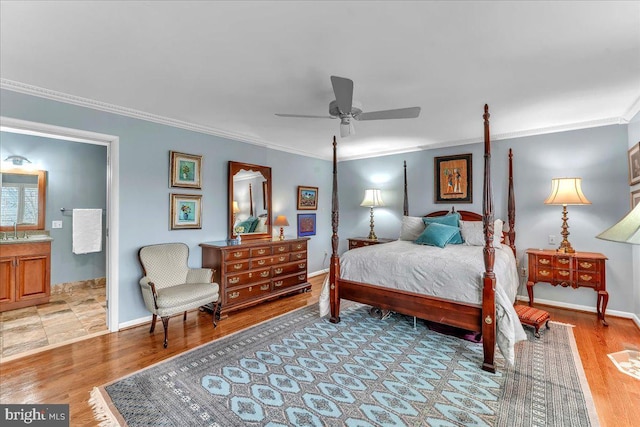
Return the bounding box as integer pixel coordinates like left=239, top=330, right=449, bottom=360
left=0, top=278, right=107, bottom=361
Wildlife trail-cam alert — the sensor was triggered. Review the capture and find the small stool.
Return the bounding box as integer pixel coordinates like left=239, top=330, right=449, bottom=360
left=514, top=305, right=550, bottom=338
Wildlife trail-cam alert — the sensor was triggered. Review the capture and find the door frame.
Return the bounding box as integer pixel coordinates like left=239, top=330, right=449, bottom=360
left=1, top=116, right=120, bottom=331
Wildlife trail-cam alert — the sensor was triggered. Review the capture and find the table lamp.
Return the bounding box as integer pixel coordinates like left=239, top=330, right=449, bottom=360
left=360, top=189, right=384, bottom=240
left=273, top=215, right=289, bottom=240
left=544, top=177, right=591, bottom=253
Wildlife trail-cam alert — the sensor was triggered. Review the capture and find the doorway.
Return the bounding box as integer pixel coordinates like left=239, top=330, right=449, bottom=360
left=0, top=117, right=119, bottom=360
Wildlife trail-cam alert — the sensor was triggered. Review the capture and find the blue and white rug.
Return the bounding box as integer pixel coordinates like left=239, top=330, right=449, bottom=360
left=90, top=304, right=597, bottom=426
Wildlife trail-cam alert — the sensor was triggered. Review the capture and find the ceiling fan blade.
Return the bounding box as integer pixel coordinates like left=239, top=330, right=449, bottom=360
left=275, top=113, right=334, bottom=119
left=355, top=106, right=421, bottom=121
left=330, top=76, right=353, bottom=115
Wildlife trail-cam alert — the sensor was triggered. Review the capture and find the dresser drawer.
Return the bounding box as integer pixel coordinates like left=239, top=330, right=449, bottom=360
left=226, top=281, right=271, bottom=305
left=272, top=272, right=307, bottom=291
left=290, top=241, right=307, bottom=252
left=554, top=256, right=572, bottom=268
left=272, top=254, right=289, bottom=264
left=576, top=272, right=601, bottom=289
left=290, top=251, right=306, bottom=261
left=553, top=268, right=572, bottom=284
left=272, top=260, right=307, bottom=277
left=534, top=255, right=553, bottom=267
left=576, top=259, right=599, bottom=272
left=225, top=259, right=250, bottom=273
left=226, top=267, right=271, bottom=287
left=250, top=246, right=272, bottom=257
left=224, top=248, right=251, bottom=261
left=533, top=268, right=553, bottom=281
left=272, top=244, right=290, bottom=255
left=250, top=256, right=277, bottom=268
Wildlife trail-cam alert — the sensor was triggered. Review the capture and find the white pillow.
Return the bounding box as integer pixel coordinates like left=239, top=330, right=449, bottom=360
left=399, top=216, right=426, bottom=241
left=254, top=216, right=268, bottom=233
left=459, top=219, right=503, bottom=248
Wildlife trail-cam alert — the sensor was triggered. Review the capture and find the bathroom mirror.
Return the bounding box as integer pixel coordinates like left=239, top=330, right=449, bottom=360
left=228, top=161, right=272, bottom=241
left=0, top=168, right=47, bottom=231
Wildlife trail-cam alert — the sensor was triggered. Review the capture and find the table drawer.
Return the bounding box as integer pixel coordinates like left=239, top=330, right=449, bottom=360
left=226, top=281, right=271, bottom=305
left=272, top=260, right=307, bottom=277
left=250, top=246, right=271, bottom=257
left=576, top=272, right=601, bottom=289
left=272, top=272, right=307, bottom=290
left=553, top=269, right=572, bottom=283
left=224, top=248, right=251, bottom=261
left=226, top=267, right=271, bottom=287
left=576, top=259, right=599, bottom=272
left=554, top=256, right=572, bottom=268
left=534, top=255, right=554, bottom=267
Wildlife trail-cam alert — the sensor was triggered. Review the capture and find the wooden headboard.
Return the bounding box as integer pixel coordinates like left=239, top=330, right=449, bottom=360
left=425, top=208, right=482, bottom=221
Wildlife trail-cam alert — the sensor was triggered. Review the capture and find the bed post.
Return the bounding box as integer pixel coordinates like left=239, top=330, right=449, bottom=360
left=329, top=136, right=341, bottom=323
left=482, top=104, right=497, bottom=373
left=507, top=148, right=516, bottom=255
left=403, top=160, right=409, bottom=216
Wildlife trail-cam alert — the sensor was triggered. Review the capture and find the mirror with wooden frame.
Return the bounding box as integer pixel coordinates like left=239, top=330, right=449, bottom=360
left=0, top=168, right=47, bottom=231
left=228, top=161, right=272, bottom=241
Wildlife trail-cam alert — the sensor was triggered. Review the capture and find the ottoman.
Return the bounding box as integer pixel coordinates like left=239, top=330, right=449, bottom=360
left=514, top=305, right=550, bottom=338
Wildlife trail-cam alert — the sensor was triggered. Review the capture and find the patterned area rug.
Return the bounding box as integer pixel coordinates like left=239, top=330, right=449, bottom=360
left=90, top=304, right=598, bottom=426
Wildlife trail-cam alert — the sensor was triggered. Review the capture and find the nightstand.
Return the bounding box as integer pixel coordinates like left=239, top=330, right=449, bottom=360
left=348, top=237, right=395, bottom=250
left=525, top=248, right=608, bottom=326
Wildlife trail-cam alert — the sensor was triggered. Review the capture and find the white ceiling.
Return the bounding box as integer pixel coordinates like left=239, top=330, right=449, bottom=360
left=1, top=1, right=639, bottom=161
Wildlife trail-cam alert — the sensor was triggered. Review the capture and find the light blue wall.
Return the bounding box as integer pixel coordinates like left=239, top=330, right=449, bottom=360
left=1, top=132, right=107, bottom=285
left=337, top=125, right=634, bottom=314
left=1, top=89, right=333, bottom=325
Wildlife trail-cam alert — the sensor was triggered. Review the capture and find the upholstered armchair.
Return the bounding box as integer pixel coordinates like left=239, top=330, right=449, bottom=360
left=138, top=243, right=220, bottom=348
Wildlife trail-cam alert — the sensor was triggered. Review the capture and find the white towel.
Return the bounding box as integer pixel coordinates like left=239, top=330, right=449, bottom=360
left=73, top=209, right=103, bottom=254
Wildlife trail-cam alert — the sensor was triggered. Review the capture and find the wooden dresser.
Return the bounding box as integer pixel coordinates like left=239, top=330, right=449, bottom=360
left=525, top=248, right=608, bottom=325
left=200, top=238, right=311, bottom=318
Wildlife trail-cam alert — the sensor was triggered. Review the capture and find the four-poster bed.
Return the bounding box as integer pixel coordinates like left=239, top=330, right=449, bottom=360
left=327, top=105, right=521, bottom=373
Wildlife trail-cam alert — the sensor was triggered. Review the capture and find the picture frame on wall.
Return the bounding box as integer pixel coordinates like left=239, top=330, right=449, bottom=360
left=628, top=142, right=640, bottom=186
left=632, top=189, right=640, bottom=209
left=170, top=193, right=202, bottom=229
left=297, top=186, right=319, bottom=210
left=434, top=153, right=472, bottom=203
left=297, top=213, right=316, bottom=237
left=170, top=151, right=202, bottom=189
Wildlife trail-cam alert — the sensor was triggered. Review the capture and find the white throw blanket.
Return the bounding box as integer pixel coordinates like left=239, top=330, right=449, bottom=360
left=319, top=240, right=527, bottom=364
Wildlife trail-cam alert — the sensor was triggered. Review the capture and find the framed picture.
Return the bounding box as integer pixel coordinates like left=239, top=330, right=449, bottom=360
left=628, top=142, right=640, bottom=186
left=297, top=186, right=318, bottom=210
left=632, top=189, right=640, bottom=209
left=434, top=153, right=472, bottom=203
left=170, top=151, right=202, bottom=189
left=297, top=213, right=316, bottom=237
left=170, top=194, right=202, bottom=229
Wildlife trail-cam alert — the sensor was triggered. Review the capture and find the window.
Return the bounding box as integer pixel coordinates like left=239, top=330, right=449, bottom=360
left=0, top=183, right=38, bottom=226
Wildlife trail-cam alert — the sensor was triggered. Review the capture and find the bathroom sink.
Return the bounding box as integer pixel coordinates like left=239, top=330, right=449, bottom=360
left=0, top=235, right=53, bottom=244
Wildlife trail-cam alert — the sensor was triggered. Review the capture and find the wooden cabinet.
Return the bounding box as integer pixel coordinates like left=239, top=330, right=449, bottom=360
left=526, top=249, right=608, bottom=325
left=200, top=238, right=311, bottom=318
left=0, top=241, right=51, bottom=312
left=348, top=237, right=395, bottom=250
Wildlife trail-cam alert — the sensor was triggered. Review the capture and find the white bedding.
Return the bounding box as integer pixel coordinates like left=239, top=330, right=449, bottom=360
left=319, top=240, right=527, bottom=364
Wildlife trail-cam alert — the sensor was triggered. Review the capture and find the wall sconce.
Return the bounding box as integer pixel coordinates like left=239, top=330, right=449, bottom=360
left=544, top=177, right=591, bottom=253
left=360, top=189, right=385, bottom=240
left=596, top=204, right=640, bottom=245
left=4, top=155, right=31, bottom=166
left=273, top=215, right=289, bottom=241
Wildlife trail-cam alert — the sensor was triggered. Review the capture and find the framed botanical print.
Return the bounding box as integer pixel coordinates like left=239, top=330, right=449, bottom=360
left=297, top=186, right=318, bottom=210
left=434, top=153, right=472, bottom=203
left=170, top=151, right=202, bottom=189
left=297, top=213, right=316, bottom=237
left=628, top=142, right=640, bottom=186
left=170, top=193, right=202, bottom=229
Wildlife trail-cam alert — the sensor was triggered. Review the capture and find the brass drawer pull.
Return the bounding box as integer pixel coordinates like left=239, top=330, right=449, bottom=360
left=298, top=263, right=306, bottom=269
left=580, top=274, right=593, bottom=281
left=229, top=277, right=240, bottom=284
left=233, top=251, right=243, bottom=258
left=579, top=262, right=593, bottom=269
left=274, top=268, right=283, bottom=274
left=274, top=280, right=283, bottom=287
left=539, top=270, right=550, bottom=276
left=260, top=271, right=269, bottom=277
left=257, top=249, right=266, bottom=255
left=260, top=284, right=269, bottom=291
left=539, top=259, right=550, bottom=265
left=294, top=244, right=302, bottom=249
left=298, top=274, right=305, bottom=280
left=558, top=271, right=570, bottom=277
left=363, top=242, right=370, bottom=246
left=558, top=259, right=570, bottom=265
left=229, top=292, right=240, bottom=299
left=278, top=256, right=286, bottom=262
left=233, top=263, right=243, bottom=270
left=278, top=247, right=286, bottom=252
left=257, top=260, right=266, bottom=265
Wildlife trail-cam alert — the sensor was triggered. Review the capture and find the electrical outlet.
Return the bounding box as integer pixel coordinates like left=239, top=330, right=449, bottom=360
left=548, top=235, right=557, bottom=245
left=52, top=220, right=63, bottom=229
left=520, top=266, right=527, bottom=277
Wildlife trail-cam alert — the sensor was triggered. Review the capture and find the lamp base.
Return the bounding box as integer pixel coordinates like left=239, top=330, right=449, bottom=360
left=278, top=227, right=285, bottom=241
left=557, top=205, right=575, bottom=253
left=368, top=207, right=377, bottom=241
left=367, top=230, right=378, bottom=241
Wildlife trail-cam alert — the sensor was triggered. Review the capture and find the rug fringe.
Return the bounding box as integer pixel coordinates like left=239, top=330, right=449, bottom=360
left=89, top=387, right=121, bottom=427
left=549, top=320, right=576, bottom=327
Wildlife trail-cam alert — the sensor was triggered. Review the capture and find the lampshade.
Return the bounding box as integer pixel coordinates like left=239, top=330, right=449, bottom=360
left=274, top=215, right=289, bottom=226
left=232, top=201, right=240, bottom=213
left=360, top=189, right=385, bottom=208
left=544, top=178, right=591, bottom=205
left=596, top=204, right=640, bottom=245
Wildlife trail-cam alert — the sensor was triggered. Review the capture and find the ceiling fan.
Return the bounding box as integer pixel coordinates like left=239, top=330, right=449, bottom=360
left=275, top=76, right=421, bottom=137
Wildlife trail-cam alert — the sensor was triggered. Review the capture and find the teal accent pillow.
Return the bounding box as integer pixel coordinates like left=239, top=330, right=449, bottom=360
left=415, top=223, right=460, bottom=248
left=422, top=213, right=463, bottom=244
left=236, top=216, right=258, bottom=233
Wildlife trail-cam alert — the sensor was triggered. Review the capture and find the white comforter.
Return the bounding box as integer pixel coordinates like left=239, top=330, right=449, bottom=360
left=319, top=240, right=527, bottom=364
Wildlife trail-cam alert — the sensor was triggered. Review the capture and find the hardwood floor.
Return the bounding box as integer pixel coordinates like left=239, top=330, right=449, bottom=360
left=1, top=274, right=638, bottom=426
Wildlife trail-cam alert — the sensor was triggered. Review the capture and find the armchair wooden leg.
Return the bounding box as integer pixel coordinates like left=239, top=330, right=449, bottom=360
left=211, top=301, right=220, bottom=328
left=183, top=311, right=187, bottom=322
left=150, top=314, right=157, bottom=333
left=161, top=316, right=170, bottom=348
